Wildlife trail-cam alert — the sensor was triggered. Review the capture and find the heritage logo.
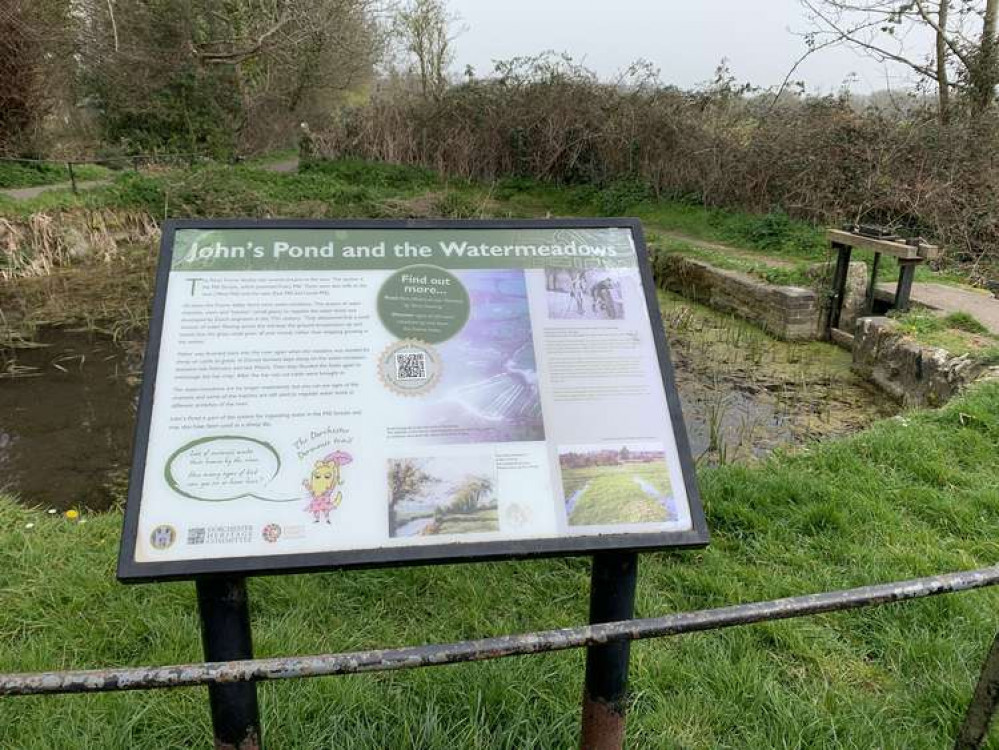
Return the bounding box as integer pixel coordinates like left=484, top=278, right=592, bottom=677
left=149, top=525, right=177, bottom=550
left=262, top=524, right=282, bottom=543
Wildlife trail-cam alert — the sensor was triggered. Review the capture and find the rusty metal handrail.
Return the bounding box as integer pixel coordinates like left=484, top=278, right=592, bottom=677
left=3, top=564, right=999, bottom=697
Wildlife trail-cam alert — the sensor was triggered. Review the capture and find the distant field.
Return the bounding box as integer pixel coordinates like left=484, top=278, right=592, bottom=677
left=564, top=462, right=672, bottom=526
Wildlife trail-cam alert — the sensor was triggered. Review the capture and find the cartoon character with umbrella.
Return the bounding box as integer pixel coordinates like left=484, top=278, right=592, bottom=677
left=303, top=450, right=352, bottom=524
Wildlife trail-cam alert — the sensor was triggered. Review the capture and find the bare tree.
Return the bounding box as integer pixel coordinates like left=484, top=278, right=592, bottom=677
left=393, top=0, right=459, bottom=100
left=937, top=0, right=951, bottom=120
left=0, top=0, right=73, bottom=154
left=76, top=0, right=385, bottom=153
left=799, top=0, right=999, bottom=119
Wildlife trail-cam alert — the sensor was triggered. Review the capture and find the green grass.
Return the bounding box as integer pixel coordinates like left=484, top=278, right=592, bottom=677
left=494, top=178, right=827, bottom=261
left=494, top=176, right=978, bottom=287
left=0, top=156, right=983, bottom=287
left=651, top=239, right=814, bottom=287
left=0, top=152, right=987, bottom=290
left=0, top=161, right=112, bottom=189
left=562, top=464, right=669, bottom=526
left=0, top=159, right=447, bottom=219
left=564, top=463, right=672, bottom=526
left=892, top=309, right=999, bottom=363
left=4, top=383, right=999, bottom=748
left=431, top=507, right=500, bottom=535
left=947, top=311, right=992, bottom=335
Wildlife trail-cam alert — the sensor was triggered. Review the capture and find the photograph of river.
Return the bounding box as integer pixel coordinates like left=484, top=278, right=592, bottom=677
left=559, top=445, right=677, bottom=527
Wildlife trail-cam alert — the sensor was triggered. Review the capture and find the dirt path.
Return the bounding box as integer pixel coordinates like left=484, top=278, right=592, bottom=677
left=1, top=157, right=298, bottom=202
left=878, top=281, right=999, bottom=335
left=655, top=230, right=797, bottom=268
left=261, top=157, right=300, bottom=173
left=0, top=179, right=110, bottom=201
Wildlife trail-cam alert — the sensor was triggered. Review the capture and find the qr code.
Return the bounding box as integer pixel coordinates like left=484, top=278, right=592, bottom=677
left=187, top=527, right=206, bottom=545
left=395, top=352, right=427, bottom=380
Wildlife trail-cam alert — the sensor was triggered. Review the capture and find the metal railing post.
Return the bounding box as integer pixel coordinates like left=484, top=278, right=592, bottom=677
left=955, top=632, right=999, bottom=750
left=580, top=552, right=639, bottom=750
left=827, top=241, right=852, bottom=334
left=196, top=577, right=262, bottom=750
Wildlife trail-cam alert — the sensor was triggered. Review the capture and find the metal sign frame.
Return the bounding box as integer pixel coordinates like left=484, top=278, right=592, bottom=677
left=117, top=218, right=709, bottom=582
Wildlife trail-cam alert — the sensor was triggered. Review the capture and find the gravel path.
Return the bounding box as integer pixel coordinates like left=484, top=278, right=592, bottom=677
left=261, top=157, right=300, bottom=173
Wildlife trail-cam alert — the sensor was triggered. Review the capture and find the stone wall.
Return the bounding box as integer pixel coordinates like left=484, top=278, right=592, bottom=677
left=852, top=317, right=995, bottom=407
left=653, top=251, right=991, bottom=407
left=807, top=260, right=869, bottom=333
left=654, top=254, right=822, bottom=340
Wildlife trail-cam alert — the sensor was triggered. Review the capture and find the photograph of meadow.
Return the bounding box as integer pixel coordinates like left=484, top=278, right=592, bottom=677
left=387, top=455, right=499, bottom=538
left=545, top=268, right=627, bottom=321
left=560, top=445, right=677, bottom=527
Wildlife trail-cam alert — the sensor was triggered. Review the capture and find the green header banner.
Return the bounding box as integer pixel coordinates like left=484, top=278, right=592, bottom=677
left=170, top=228, right=638, bottom=272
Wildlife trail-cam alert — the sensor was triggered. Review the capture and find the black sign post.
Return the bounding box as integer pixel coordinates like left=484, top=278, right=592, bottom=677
left=118, top=219, right=709, bottom=748
left=196, top=577, right=262, bottom=750
left=581, top=552, right=639, bottom=750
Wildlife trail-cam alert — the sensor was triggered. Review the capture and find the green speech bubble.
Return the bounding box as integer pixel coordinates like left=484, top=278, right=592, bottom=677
left=164, top=436, right=298, bottom=503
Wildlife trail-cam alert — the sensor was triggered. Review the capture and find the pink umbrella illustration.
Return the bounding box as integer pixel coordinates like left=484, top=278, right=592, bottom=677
left=323, top=450, right=353, bottom=466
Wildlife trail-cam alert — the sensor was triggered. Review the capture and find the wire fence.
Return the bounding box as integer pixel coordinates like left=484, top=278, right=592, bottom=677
left=0, top=152, right=220, bottom=168
left=0, top=152, right=240, bottom=193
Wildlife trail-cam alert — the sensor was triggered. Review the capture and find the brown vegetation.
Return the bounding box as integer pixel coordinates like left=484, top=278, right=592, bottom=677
left=0, top=1, right=74, bottom=155
left=315, top=56, right=999, bottom=275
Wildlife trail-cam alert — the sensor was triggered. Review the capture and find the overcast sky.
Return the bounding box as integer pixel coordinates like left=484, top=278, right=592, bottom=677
left=448, top=0, right=927, bottom=93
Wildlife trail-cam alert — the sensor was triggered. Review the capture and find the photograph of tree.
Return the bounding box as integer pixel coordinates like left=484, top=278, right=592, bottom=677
left=560, top=445, right=677, bottom=527
left=387, top=456, right=499, bottom=538
left=545, top=268, right=626, bottom=321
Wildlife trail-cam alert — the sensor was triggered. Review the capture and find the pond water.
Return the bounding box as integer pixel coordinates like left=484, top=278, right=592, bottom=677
left=0, top=292, right=898, bottom=511
left=659, top=292, right=898, bottom=464
left=0, top=329, right=139, bottom=511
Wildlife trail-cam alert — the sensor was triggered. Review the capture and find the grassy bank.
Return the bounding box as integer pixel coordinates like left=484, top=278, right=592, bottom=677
left=0, top=159, right=978, bottom=290
left=0, top=161, right=113, bottom=189
left=565, top=463, right=672, bottom=526
left=892, top=310, right=999, bottom=365
left=2, top=383, right=998, bottom=748
left=493, top=178, right=971, bottom=287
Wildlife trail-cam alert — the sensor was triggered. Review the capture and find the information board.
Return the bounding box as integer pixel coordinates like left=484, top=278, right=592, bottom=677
left=118, top=219, right=707, bottom=581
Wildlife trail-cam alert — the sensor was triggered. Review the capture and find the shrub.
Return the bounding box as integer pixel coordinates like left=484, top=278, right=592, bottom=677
left=313, top=55, right=999, bottom=274
left=299, top=158, right=438, bottom=190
